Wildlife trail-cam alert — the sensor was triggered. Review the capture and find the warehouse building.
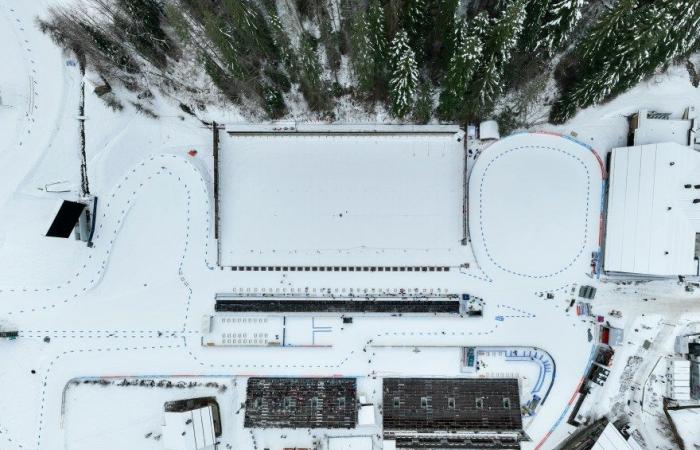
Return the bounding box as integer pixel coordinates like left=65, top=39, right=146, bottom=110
left=604, top=142, right=700, bottom=276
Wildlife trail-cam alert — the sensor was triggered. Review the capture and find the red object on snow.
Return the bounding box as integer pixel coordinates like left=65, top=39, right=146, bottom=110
left=188, top=149, right=198, bottom=157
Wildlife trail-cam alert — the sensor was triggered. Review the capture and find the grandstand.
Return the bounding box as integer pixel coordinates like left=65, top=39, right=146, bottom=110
left=244, top=377, right=357, bottom=429
left=382, top=378, right=523, bottom=449
left=214, top=294, right=467, bottom=315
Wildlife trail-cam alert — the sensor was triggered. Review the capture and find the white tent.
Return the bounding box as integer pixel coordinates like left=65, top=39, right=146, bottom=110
left=327, top=436, right=373, bottom=450
left=604, top=142, right=700, bottom=276
left=162, top=406, right=217, bottom=450
left=591, top=423, right=634, bottom=450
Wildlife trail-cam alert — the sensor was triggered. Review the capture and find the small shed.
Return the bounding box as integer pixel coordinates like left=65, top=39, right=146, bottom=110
left=327, top=436, right=373, bottom=450
left=479, top=120, right=500, bottom=141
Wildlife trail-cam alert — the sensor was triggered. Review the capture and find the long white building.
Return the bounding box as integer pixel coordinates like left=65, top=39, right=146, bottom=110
left=604, top=142, right=700, bottom=276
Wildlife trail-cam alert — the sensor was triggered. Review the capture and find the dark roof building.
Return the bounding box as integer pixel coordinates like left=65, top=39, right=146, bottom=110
left=244, top=377, right=357, bottom=429
left=382, top=378, right=524, bottom=449
left=383, top=378, right=522, bottom=432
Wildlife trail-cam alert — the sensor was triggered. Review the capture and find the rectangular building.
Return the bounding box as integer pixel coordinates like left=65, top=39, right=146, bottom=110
left=244, top=377, right=357, bottom=428
left=382, top=378, right=522, bottom=433
left=604, top=142, right=700, bottom=276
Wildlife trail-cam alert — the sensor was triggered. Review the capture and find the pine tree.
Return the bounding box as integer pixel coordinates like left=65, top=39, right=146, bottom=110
left=550, top=0, right=700, bottom=123
left=114, top=0, right=172, bottom=68
left=467, top=0, right=526, bottom=116
left=538, top=0, right=586, bottom=53
left=298, top=33, right=331, bottom=111
left=367, top=0, right=389, bottom=79
left=413, top=79, right=433, bottom=123
left=425, top=0, right=460, bottom=79
left=577, top=0, right=636, bottom=65
left=222, top=0, right=277, bottom=61
left=520, top=0, right=551, bottom=53
left=262, top=83, right=286, bottom=118
left=389, top=30, right=418, bottom=117
left=350, top=0, right=389, bottom=98
left=437, top=17, right=483, bottom=121
left=654, top=1, right=700, bottom=63
left=549, top=0, right=646, bottom=122
left=403, top=0, right=428, bottom=61
left=350, top=14, right=374, bottom=93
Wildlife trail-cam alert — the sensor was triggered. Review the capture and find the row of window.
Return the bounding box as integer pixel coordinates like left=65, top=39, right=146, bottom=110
left=252, top=397, right=348, bottom=409
left=222, top=339, right=268, bottom=345
left=393, top=397, right=512, bottom=409
left=220, top=332, right=270, bottom=338
left=219, top=317, right=269, bottom=323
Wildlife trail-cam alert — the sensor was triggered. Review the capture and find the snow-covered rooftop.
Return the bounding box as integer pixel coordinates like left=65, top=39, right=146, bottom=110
left=327, top=435, right=374, bottom=450
left=591, top=423, right=634, bottom=450
left=162, top=406, right=216, bottom=450
left=604, top=142, right=700, bottom=276
left=633, top=109, right=694, bottom=146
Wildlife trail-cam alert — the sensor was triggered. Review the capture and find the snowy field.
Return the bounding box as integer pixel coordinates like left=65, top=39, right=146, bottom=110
left=469, top=132, right=604, bottom=286
left=218, top=130, right=471, bottom=267
left=64, top=377, right=234, bottom=450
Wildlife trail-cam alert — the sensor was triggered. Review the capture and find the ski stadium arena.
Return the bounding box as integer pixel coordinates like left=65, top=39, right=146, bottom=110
left=215, top=124, right=473, bottom=270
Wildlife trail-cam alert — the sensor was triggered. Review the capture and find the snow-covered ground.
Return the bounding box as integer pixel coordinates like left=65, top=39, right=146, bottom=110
left=218, top=131, right=470, bottom=267
left=469, top=132, right=604, bottom=289
left=1, top=1, right=700, bottom=450
left=64, top=377, right=234, bottom=450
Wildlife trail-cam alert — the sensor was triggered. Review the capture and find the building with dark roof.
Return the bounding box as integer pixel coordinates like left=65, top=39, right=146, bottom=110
left=244, top=377, right=357, bottom=429
left=382, top=378, right=524, bottom=449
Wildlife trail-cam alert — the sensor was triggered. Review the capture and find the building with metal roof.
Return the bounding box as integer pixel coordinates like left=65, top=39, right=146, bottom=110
left=604, top=142, right=700, bottom=276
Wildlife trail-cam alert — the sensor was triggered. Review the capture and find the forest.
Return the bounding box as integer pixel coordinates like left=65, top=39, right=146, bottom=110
left=39, top=0, right=700, bottom=127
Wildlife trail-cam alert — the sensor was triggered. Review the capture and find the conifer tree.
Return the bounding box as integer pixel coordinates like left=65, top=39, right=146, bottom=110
left=550, top=0, right=700, bottom=123
left=403, top=0, right=428, bottom=61
left=549, top=0, right=642, bottom=122
left=350, top=14, right=375, bottom=93
left=222, top=0, right=277, bottom=61
left=350, top=0, right=389, bottom=98
left=426, top=0, right=460, bottom=78
left=413, top=78, right=433, bottom=123
left=538, top=0, right=586, bottom=53
left=437, top=18, right=483, bottom=121
left=298, top=33, right=331, bottom=111
left=467, top=0, right=526, bottom=116
left=388, top=30, right=418, bottom=117
left=113, top=0, right=172, bottom=68
left=367, top=0, right=389, bottom=77
left=576, top=0, right=635, bottom=66
left=520, top=0, right=551, bottom=53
